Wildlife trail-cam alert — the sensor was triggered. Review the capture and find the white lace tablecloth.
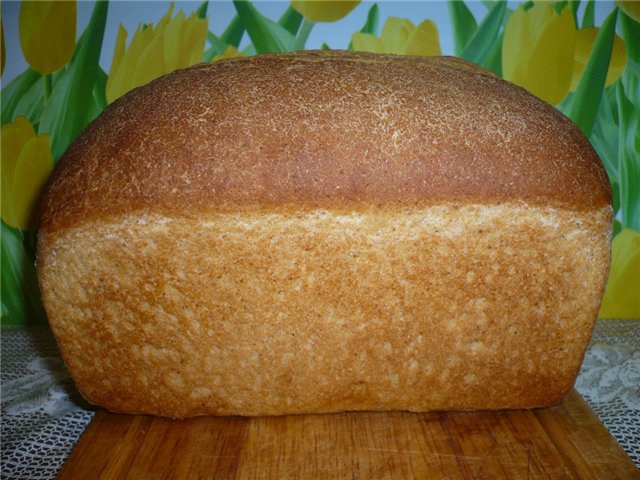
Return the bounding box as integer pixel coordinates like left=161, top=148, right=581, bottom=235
left=2, top=320, right=639, bottom=478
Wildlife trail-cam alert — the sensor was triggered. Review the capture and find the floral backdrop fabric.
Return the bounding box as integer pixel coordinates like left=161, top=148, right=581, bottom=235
left=1, top=0, right=639, bottom=325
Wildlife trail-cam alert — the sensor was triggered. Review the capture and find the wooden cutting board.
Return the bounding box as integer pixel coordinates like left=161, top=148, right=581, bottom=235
left=58, top=390, right=637, bottom=479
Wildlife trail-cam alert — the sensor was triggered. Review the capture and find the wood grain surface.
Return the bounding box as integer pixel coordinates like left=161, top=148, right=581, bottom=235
left=58, top=390, right=638, bottom=479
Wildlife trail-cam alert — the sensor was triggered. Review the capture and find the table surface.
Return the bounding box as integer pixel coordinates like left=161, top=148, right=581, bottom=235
left=2, top=320, right=639, bottom=479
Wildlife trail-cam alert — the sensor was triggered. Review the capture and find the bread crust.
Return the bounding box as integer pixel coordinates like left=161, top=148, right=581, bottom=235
left=41, top=51, right=610, bottom=232
left=38, top=205, right=611, bottom=417
left=37, top=51, right=613, bottom=417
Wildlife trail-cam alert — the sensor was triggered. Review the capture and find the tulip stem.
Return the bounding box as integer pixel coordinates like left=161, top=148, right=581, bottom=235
left=43, top=74, right=52, bottom=102
left=297, top=19, right=314, bottom=49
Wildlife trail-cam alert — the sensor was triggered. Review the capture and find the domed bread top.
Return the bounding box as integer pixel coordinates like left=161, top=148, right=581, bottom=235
left=41, top=51, right=611, bottom=230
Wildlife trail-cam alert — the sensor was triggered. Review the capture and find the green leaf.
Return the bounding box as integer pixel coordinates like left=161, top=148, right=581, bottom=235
left=622, top=59, right=640, bottom=112
left=611, top=179, right=621, bottom=219
left=7, top=75, right=45, bottom=129
left=297, top=19, right=315, bottom=49
left=208, top=31, right=229, bottom=52
left=204, top=11, right=251, bottom=62
left=581, top=0, right=594, bottom=28
left=87, top=67, right=108, bottom=124
left=321, top=42, right=331, bottom=50
left=613, top=219, right=622, bottom=237
left=203, top=31, right=230, bottom=61
left=278, top=6, right=303, bottom=36
left=348, top=3, right=379, bottom=50
left=619, top=10, right=639, bottom=63
left=554, top=1, right=567, bottom=14
left=39, top=0, right=109, bottom=162
left=589, top=86, right=621, bottom=222
left=617, top=79, right=640, bottom=231
left=359, top=3, right=379, bottom=35
left=0, top=221, right=47, bottom=326
left=609, top=178, right=621, bottom=222
left=460, top=1, right=506, bottom=66
left=233, top=1, right=299, bottom=53
left=3, top=68, right=68, bottom=129
left=449, top=1, right=478, bottom=56
left=1, top=68, right=41, bottom=125
left=620, top=13, right=640, bottom=109
left=605, top=79, right=619, bottom=123
left=202, top=48, right=216, bottom=62
left=590, top=86, right=620, bottom=181
left=221, top=15, right=245, bottom=47
left=196, top=0, right=209, bottom=19
left=481, top=31, right=503, bottom=76
left=562, top=8, right=618, bottom=137
left=242, top=44, right=257, bottom=56
left=568, top=0, right=580, bottom=25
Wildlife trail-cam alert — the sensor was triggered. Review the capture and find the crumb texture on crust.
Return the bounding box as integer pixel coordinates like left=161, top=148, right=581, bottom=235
left=41, top=51, right=610, bottom=231
left=38, top=204, right=611, bottom=417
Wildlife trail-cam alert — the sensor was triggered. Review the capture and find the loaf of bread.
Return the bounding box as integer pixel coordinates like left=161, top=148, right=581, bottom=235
left=38, top=51, right=612, bottom=418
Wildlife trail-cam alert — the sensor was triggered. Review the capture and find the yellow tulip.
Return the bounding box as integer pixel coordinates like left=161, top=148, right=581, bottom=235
left=352, top=17, right=442, bottom=56
left=616, top=1, right=640, bottom=23
left=213, top=46, right=245, bottom=62
left=18, top=1, right=76, bottom=75
left=106, top=4, right=208, bottom=104
left=570, top=28, right=627, bottom=91
left=502, top=2, right=576, bottom=105
left=599, top=229, right=640, bottom=319
left=292, top=1, right=359, bottom=23
left=1, top=117, right=54, bottom=231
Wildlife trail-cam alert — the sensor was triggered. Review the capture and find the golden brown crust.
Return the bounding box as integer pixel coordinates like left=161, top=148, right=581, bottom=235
left=38, top=205, right=611, bottom=417
left=41, top=51, right=610, bottom=231
left=37, top=51, right=613, bottom=417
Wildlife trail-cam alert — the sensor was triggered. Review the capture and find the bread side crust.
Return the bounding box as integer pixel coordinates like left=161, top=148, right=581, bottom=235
left=38, top=203, right=611, bottom=417
left=41, top=52, right=610, bottom=231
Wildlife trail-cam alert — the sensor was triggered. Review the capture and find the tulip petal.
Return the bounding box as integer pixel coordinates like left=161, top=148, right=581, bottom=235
left=164, top=10, right=185, bottom=70
left=502, top=5, right=527, bottom=81
left=599, top=228, right=640, bottom=318
left=1, top=117, right=35, bottom=193
left=132, top=25, right=157, bottom=73
left=571, top=28, right=628, bottom=91
left=0, top=117, right=52, bottom=230
left=1, top=125, right=22, bottom=227
left=213, top=46, right=245, bottom=62
left=106, top=25, right=128, bottom=103
left=403, top=19, right=442, bottom=56
left=352, top=32, right=385, bottom=54
left=353, top=15, right=442, bottom=58
left=11, top=136, right=53, bottom=230
left=113, top=25, right=155, bottom=100
left=46, top=1, right=76, bottom=71
left=136, top=27, right=166, bottom=88
left=381, top=17, right=414, bottom=55
left=19, top=2, right=48, bottom=72
left=106, top=4, right=207, bottom=103
left=503, top=3, right=576, bottom=105
left=616, top=1, right=640, bottom=23
left=291, top=1, right=359, bottom=23
left=184, top=14, right=208, bottom=65
left=19, top=1, right=76, bottom=74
